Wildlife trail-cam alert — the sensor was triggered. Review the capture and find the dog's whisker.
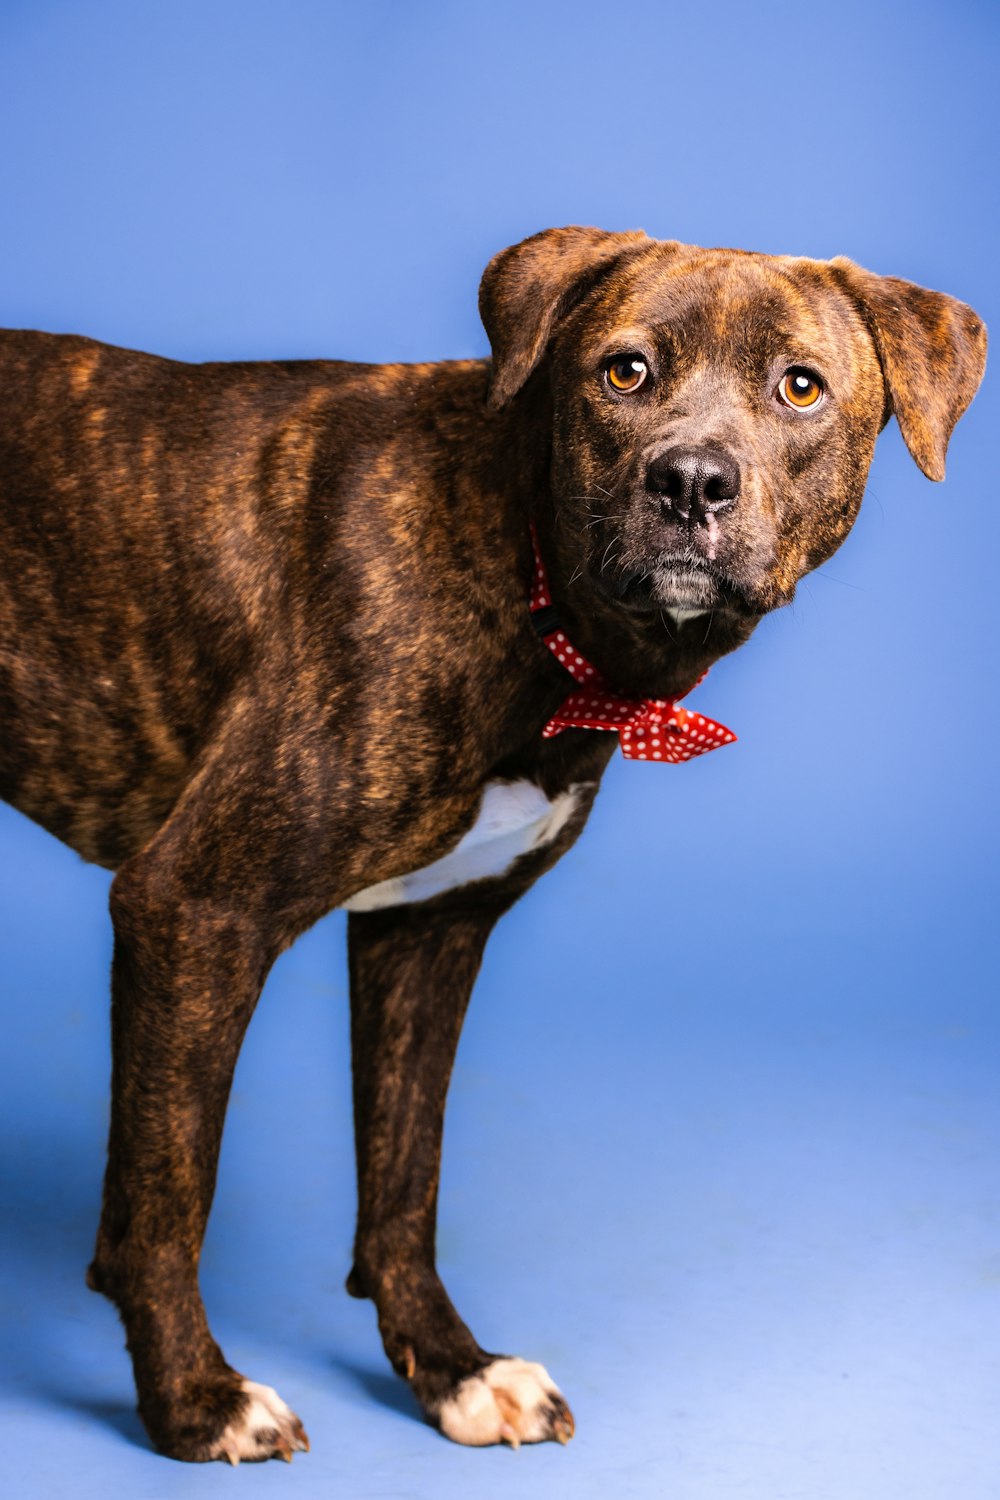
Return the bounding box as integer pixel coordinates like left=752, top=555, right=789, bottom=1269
left=813, top=568, right=866, bottom=592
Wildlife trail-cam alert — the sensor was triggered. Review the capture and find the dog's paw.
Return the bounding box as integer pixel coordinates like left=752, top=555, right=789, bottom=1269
left=208, top=1379, right=310, bottom=1465
left=437, top=1357, right=574, bottom=1448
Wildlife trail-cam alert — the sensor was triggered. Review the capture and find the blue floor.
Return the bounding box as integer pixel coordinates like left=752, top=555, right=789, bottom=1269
left=3, top=772, right=999, bottom=1500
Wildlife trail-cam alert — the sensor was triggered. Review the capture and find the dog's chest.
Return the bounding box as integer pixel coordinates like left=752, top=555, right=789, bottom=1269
left=342, top=779, right=586, bottom=912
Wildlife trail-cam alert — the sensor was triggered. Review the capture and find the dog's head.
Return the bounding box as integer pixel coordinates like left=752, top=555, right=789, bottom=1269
left=481, top=227, right=986, bottom=622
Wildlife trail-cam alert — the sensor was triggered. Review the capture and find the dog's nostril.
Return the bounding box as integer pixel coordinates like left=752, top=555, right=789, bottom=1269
left=703, top=471, right=733, bottom=504
left=646, top=445, right=741, bottom=522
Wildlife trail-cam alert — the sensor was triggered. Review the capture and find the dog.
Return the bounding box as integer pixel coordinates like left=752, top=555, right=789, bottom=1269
left=0, top=227, right=985, bottom=1462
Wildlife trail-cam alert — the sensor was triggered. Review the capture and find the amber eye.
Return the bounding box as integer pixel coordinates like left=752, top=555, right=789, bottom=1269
left=606, top=354, right=649, bottom=394
left=778, top=367, right=824, bottom=410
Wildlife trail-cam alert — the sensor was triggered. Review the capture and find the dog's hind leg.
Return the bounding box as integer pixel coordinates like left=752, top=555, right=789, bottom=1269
left=85, top=760, right=312, bottom=1464
left=346, top=894, right=575, bottom=1449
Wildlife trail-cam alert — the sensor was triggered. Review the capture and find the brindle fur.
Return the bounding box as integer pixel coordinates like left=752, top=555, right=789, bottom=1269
left=0, top=228, right=985, bottom=1460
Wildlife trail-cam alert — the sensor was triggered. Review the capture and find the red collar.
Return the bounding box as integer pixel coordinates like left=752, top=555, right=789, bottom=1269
left=528, top=524, right=736, bottom=763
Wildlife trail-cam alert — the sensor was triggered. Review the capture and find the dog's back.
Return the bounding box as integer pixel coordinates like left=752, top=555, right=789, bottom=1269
left=0, top=332, right=354, bottom=864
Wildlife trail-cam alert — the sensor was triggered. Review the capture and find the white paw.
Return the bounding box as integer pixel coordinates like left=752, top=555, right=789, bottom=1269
left=437, top=1357, right=575, bottom=1448
left=210, top=1379, right=310, bottom=1464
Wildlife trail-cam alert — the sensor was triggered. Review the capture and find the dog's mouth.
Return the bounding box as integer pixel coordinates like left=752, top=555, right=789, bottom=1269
left=597, top=554, right=750, bottom=617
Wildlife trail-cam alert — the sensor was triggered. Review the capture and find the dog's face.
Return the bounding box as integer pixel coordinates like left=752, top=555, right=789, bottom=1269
left=481, top=228, right=986, bottom=621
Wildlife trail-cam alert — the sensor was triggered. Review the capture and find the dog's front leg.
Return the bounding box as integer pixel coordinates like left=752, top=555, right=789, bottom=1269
left=346, top=897, right=575, bottom=1449
left=86, top=848, right=309, bottom=1464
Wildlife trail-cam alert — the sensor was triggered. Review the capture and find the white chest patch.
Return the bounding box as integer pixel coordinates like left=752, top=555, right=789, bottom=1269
left=342, top=778, right=588, bottom=913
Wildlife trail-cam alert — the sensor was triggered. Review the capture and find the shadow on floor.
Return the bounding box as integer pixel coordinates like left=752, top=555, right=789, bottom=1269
left=328, top=1354, right=428, bottom=1426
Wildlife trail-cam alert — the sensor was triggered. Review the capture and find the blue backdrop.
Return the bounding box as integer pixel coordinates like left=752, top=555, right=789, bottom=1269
left=1, top=3, right=997, bottom=1498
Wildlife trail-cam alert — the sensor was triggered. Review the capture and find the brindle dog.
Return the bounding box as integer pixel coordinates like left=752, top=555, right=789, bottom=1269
left=0, top=228, right=985, bottom=1461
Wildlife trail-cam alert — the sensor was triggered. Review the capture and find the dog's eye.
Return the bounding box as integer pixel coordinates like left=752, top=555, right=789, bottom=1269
left=605, top=355, right=649, bottom=394
left=777, top=368, right=824, bottom=410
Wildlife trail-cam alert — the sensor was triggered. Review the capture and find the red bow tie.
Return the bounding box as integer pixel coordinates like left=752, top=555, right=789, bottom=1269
left=528, top=525, right=736, bottom=763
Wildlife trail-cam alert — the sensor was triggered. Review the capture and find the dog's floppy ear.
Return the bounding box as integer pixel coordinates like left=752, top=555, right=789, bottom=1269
left=479, top=226, right=651, bottom=410
left=829, top=257, right=986, bottom=481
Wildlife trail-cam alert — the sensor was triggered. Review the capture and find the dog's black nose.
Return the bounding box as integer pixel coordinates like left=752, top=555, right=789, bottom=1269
left=646, top=446, right=741, bottom=522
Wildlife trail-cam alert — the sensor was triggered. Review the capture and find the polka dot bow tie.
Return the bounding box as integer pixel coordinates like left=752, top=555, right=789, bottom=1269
left=528, top=524, right=737, bottom=763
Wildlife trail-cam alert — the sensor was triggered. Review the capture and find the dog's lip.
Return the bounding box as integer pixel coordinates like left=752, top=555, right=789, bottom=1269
left=595, top=554, right=750, bottom=615
left=593, top=555, right=719, bottom=606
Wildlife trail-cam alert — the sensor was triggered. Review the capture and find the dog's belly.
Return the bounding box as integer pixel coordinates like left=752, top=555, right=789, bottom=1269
left=342, top=778, right=586, bottom=912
